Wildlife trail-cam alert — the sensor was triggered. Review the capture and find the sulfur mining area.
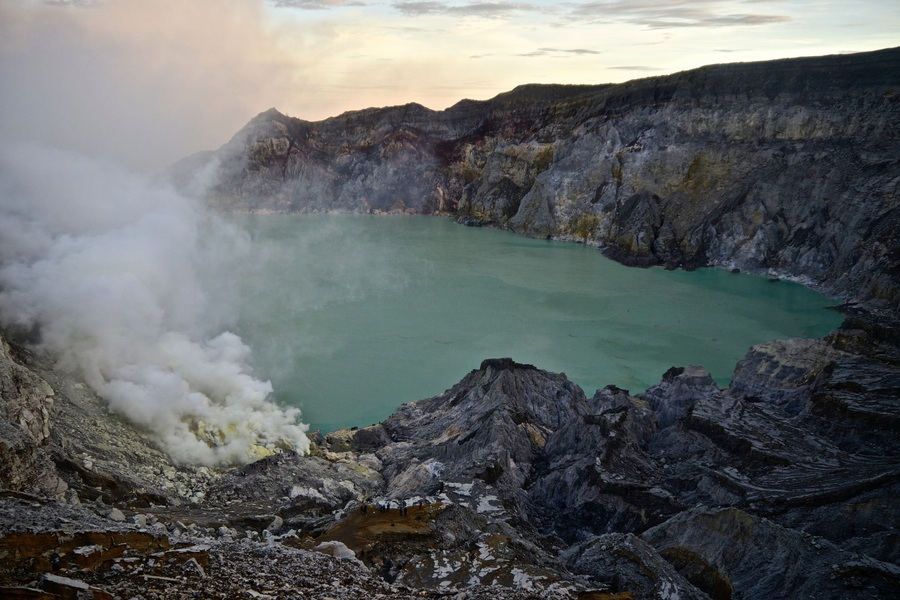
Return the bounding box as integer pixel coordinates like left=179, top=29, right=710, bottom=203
left=2, top=47, right=899, bottom=599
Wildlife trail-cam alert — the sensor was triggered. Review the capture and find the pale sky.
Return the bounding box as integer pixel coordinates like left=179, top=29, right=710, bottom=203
left=1, top=0, right=897, bottom=171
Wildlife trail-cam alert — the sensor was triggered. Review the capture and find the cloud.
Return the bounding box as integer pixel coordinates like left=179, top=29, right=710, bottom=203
left=565, top=0, right=790, bottom=29
left=0, top=0, right=317, bottom=172
left=393, top=1, right=444, bottom=15
left=702, top=13, right=789, bottom=26
left=608, top=65, right=661, bottom=71
left=271, top=0, right=365, bottom=8
left=0, top=142, right=310, bottom=465
left=40, top=0, right=95, bottom=6
left=518, top=47, right=601, bottom=57
left=393, top=1, right=541, bottom=18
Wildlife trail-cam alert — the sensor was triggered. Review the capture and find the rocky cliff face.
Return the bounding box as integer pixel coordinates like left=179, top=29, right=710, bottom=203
left=2, top=309, right=897, bottom=598
left=176, top=47, right=900, bottom=311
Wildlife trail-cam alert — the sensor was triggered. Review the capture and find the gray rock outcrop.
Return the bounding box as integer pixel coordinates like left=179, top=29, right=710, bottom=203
left=323, top=313, right=898, bottom=597
left=0, top=337, right=63, bottom=497
left=642, top=506, right=900, bottom=600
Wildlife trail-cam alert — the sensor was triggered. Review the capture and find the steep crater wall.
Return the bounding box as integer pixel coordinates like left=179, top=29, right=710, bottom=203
left=174, top=47, right=900, bottom=310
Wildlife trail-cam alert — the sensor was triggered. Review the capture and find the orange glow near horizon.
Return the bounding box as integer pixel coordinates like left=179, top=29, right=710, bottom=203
left=1, top=0, right=897, bottom=171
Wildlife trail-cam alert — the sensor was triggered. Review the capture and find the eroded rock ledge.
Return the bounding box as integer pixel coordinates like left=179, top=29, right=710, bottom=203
left=2, top=309, right=897, bottom=598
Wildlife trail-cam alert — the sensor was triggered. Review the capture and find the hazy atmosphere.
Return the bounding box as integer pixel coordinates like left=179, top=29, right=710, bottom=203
left=0, top=3, right=896, bottom=593
left=0, top=144, right=311, bottom=463
left=1, top=0, right=898, bottom=171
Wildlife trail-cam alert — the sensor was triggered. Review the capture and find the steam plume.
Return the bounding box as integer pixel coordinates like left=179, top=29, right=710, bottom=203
left=0, top=143, right=309, bottom=465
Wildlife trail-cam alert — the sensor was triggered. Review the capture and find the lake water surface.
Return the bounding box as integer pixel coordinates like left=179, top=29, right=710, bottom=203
left=231, top=214, right=843, bottom=433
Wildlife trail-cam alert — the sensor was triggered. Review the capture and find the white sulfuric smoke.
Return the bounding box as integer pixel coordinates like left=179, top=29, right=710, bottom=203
left=0, top=143, right=309, bottom=465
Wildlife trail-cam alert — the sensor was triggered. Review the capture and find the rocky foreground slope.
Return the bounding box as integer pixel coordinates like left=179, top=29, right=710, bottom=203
left=173, top=47, right=900, bottom=312
left=2, top=48, right=899, bottom=598
left=2, top=309, right=898, bottom=598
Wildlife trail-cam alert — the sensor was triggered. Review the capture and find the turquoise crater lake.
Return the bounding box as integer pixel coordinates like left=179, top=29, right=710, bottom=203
left=230, top=214, right=843, bottom=434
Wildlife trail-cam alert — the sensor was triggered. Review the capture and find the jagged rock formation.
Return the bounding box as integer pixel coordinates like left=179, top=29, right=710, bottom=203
left=175, top=47, right=900, bottom=311
left=0, top=335, right=571, bottom=599
left=3, top=308, right=896, bottom=598
left=0, top=337, right=62, bottom=497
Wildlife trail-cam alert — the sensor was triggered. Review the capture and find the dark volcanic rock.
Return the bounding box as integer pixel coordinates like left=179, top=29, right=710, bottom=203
left=642, top=506, right=900, bottom=600
left=562, top=532, right=709, bottom=600
left=202, top=450, right=383, bottom=534
left=0, top=495, right=550, bottom=600
left=376, top=358, right=585, bottom=513
left=1, top=309, right=898, bottom=597
left=179, top=47, right=900, bottom=311
left=0, top=339, right=64, bottom=499
left=323, top=313, right=897, bottom=596
left=528, top=385, right=671, bottom=542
